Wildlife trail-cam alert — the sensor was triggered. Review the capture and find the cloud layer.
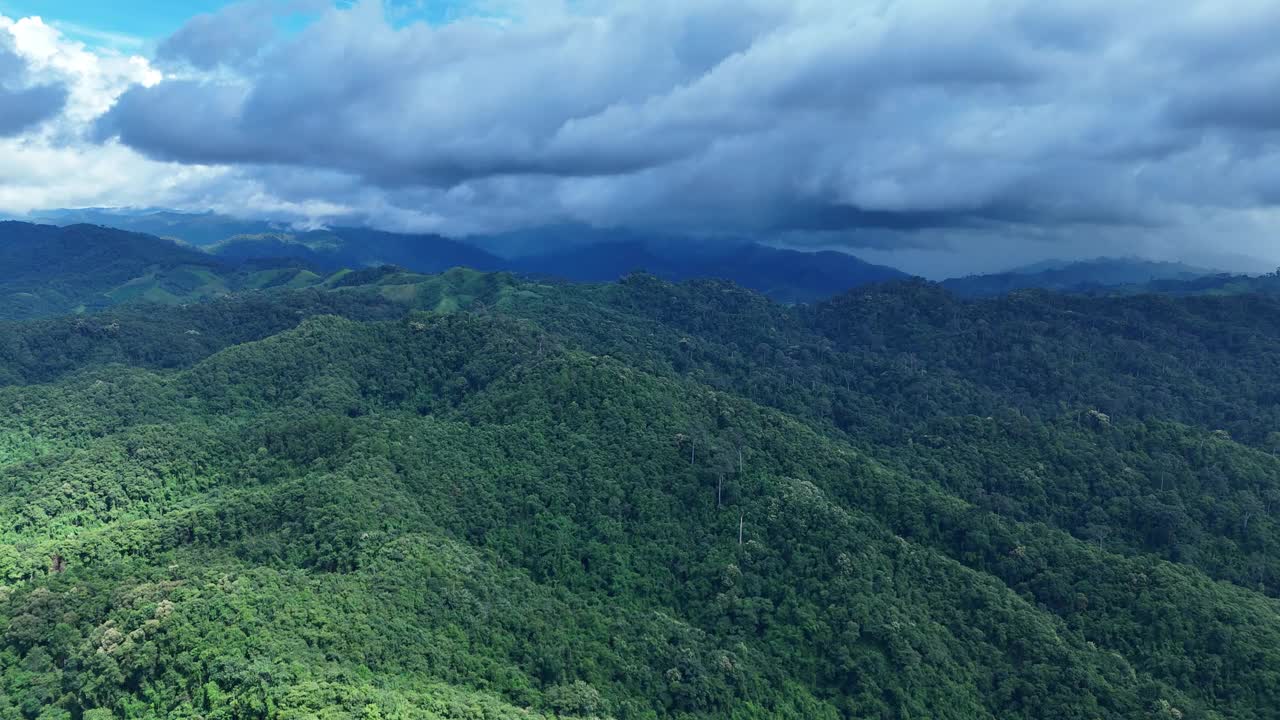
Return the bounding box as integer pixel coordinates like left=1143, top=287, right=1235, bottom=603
left=6, top=1, right=1280, bottom=274
left=0, top=31, right=68, bottom=135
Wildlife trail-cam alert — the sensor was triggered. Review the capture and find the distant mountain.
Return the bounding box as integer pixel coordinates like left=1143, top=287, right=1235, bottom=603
left=510, top=239, right=910, bottom=302
left=0, top=221, right=233, bottom=319
left=32, top=209, right=284, bottom=246
left=943, top=257, right=1217, bottom=297
left=205, top=234, right=333, bottom=267
left=28, top=212, right=908, bottom=303
left=1004, top=258, right=1077, bottom=274
left=510, top=240, right=681, bottom=281
left=715, top=243, right=912, bottom=302
left=210, top=227, right=507, bottom=273
left=462, top=223, right=646, bottom=258
left=0, top=221, right=356, bottom=320
left=1113, top=270, right=1280, bottom=297
left=212, top=225, right=908, bottom=303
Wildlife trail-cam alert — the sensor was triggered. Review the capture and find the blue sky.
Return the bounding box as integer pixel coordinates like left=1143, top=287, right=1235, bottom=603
left=0, top=1, right=471, bottom=49
left=0, top=0, right=234, bottom=46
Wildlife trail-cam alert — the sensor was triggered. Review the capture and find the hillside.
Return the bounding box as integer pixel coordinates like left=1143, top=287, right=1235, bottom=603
left=0, top=222, right=233, bottom=320
left=2, top=268, right=1280, bottom=717
left=1116, top=270, right=1280, bottom=297
left=31, top=209, right=284, bottom=246
left=942, top=258, right=1217, bottom=297
left=211, top=227, right=507, bottom=274
left=0, top=222, right=388, bottom=321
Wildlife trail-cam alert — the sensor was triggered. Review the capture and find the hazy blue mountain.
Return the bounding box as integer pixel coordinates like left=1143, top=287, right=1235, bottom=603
left=943, top=256, right=1218, bottom=297
left=1114, top=269, right=1280, bottom=296
left=462, top=223, right=651, bottom=258
left=0, top=221, right=231, bottom=319
left=511, top=239, right=679, bottom=280
left=1005, top=258, right=1077, bottom=274
left=180, top=217, right=913, bottom=302
left=510, top=238, right=910, bottom=302
left=0, top=221, right=351, bottom=320
left=210, top=227, right=507, bottom=273
left=32, top=208, right=285, bottom=246
left=205, top=234, right=333, bottom=267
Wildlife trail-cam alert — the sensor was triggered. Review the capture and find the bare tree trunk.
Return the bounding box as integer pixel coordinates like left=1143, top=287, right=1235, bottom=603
left=738, top=513, right=744, bottom=546
left=717, top=474, right=723, bottom=509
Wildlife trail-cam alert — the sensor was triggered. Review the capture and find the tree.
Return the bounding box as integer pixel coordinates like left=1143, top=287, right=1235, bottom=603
left=1265, top=431, right=1280, bottom=457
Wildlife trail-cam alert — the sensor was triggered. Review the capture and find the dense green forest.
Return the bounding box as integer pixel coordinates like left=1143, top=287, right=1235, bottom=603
left=3, top=255, right=1280, bottom=718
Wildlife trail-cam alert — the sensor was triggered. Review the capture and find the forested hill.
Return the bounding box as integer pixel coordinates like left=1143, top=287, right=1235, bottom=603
left=210, top=227, right=508, bottom=275
left=941, top=258, right=1217, bottom=297
left=0, top=222, right=227, bottom=319
left=0, top=222, right=366, bottom=322
left=4, top=267, right=1280, bottom=718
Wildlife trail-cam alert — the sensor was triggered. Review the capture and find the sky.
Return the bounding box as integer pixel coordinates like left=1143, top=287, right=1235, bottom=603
left=1, top=0, right=1278, bottom=276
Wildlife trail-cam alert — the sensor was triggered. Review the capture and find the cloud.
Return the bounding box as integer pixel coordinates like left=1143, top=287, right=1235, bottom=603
left=0, top=33, right=67, bottom=135
left=4, top=15, right=162, bottom=123
left=0, top=82, right=69, bottom=135
left=5, top=0, right=1280, bottom=273
left=0, top=14, right=217, bottom=214
left=156, top=0, right=328, bottom=70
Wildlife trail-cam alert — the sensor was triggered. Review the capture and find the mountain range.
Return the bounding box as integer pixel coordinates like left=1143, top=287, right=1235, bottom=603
left=208, top=228, right=913, bottom=304
left=9, top=213, right=913, bottom=306
left=15, top=209, right=1268, bottom=304
left=3, top=227, right=1280, bottom=716
left=5, top=217, right=1276, bottom=327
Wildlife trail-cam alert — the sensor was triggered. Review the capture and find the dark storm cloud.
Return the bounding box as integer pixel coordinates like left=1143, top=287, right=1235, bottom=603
left=92, top=0, right=1280, bottom=256
left=1169, top=72, right=1280, bottom=132
left=0, top=43, right=68, bottom=136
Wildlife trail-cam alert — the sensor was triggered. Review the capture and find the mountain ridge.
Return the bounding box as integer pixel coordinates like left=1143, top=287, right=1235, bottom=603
left=942, top=256, right=1221, bottom=297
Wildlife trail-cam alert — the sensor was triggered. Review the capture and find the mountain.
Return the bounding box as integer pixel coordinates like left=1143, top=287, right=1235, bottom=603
left=210, top=227, right=507, bottom=273
left=942, top=257, right=1217, bottom=297
left=462, top=223, right=652, bottom=258
left=31, top=208, right=286, bottom=247
left=211, top=225, right=908, bottom=303
left=212, top=227, right=908, bottom=303
left=1115, top=269, right=1280, bottom=296
left=31, top=213, right=908, bottom=302
left=202, top=233, right=334, bottom=267
left=0, top=221, right=362, bottom=321
left=3, top=258, right=1280, bottom=717
left=0, top=221, right=233, bottom=320
left=511, top=238, right=910, bottom=303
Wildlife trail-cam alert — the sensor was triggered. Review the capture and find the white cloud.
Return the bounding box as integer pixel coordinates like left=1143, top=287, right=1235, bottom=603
left=0, top=13, right=199, bottom=215
left=6, top=15, right=160, bottom=123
